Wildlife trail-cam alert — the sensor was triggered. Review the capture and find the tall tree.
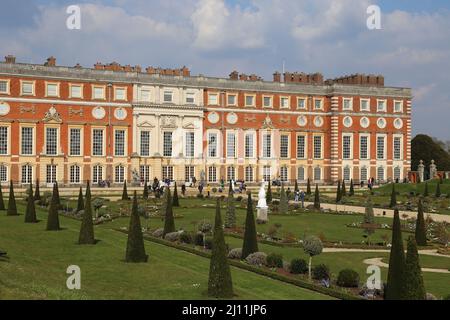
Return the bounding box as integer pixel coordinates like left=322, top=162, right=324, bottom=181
left=349, top=179, right=355, bottom=197
left=435, top=182, right=441, bottom=198
left=306, top=178, right=312, bottom=195
left=411, top=134, right=450, bottom=172
left=122, top=180, right=129, bottom=200
left=24, top=183, right=37, bottom=223
left=279, top=183, right=288, bottom=214
left=386, top=209, right=406, bottom=300
left=76, top=186, right=84, bottom=212
left=390, top=183, right=397, bottom=208
left=6, top=181, right=18, bottom=216
left=225, top=184, right=236, bottom=229
left=78, top=181, right=95, bottom=245
left=313, top=184, right=320, bottom=210
left=335, top=180, right=342, bottom=203
left=208, top=199, right=233, bottom=298
left=403, top=237, right=426, bottom=300
left=241, top=193, right=258, bottom=259
left=34, top=179, right=41, bottom=201
left=143, top=181, right=149, bottom=200
left=162, top=187, right=176, bottom=237
left=172, top=182, right=180, bottom=207
left=341, top=180, right=347, bottom=198
left=415, top=199, right=427, bottom=246
left=125, top=191, right=148, bottom=263
left=423, top=183, right=429, bottom=197
left=0, top=185, right=5, bottom=211
left=266, top=180, right=273, bottom=204
left=46, top=184, right=61, bottom=231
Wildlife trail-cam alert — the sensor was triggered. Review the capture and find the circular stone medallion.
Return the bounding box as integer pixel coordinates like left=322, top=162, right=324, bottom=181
left=297, top=116, right=307, bottom=127
left=394, top=118, right=404, bottom=129
left=227, top=112, right=238, bottom=125
left=207, top=112, right=220, bottom=124
left=343, top=116, right=353, bottom=128
left=377, top=118, right=387, bottom=129
left=0, top=102, right=10, bottom=116
left=92, top=107, right=106, bottom=120
left=360, top=117, right=370, bottom=129
left=314, top=116, right=324, bottom=128
left=114, top=108, right=127, bottom=120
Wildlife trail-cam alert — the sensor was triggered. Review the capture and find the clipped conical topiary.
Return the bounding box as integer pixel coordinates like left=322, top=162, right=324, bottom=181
left=172, top=182, right=180, bottom=207
left=314, top=184, right=320, bottom=210
left=294, top=180, right=299, bottom=193
left=349, top=179, right=355, bottom=196
left=76, top=186, right=84, bottom=212
left=225, top=184, right=236, bottom=229
left=125, top=191, right=148, bottom=263
left=25, top=183, right=37, bottom=223
left=122, top=180, right=129, bottom=200
left=279, top=183, right=288, bottom=214
left=415, top=199, right=427, bottom=246
left=363, top=198, right=375, bottom=245
left=208, top=198, right=234, bottom=298
left=435, top=182, right=441, bottom=198
left=335, top=180, right=342, bottom=203
left=423, top=182, right=429, bottom=197
left=241, top=193, right=258, bottom=259
left=46, top=184, right=61, bottom=231
left=162, top=187, right=175, bottom=237
left=54, top=182, right=61, bottom=207
left=341, top=180, right=347, bottom=198
left=0, top=185, right=5, bottom=211
left=34, top=179, right=41, bottom=201
left=386, top=209, right=406, bottom=300
left=78, top=181, right=95, bottom=245
left=7, top=180, right=18, bottom=216
left=403, top=237, right=426, bottom=300
left=143, top=181, right=149, bottom=200
left=306, top=178, right=312, bottom=195
left=389, top=183, right=397, bottom=208
left=266, top=180, right=272, bottom=204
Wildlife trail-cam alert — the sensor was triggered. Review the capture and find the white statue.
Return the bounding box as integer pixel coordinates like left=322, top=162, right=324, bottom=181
left=256, top=181, right=269, bottom=223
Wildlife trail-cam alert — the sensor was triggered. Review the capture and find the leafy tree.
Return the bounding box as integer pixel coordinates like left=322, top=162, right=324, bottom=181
left=266, top=180, right=272, bottom=204
left=313, top=184, right=320, bottom=210
left=143, top=181, right=149, bottom=200
left=363, top=198, right=376, bottom=245
left=306, top=178, right=311, bottom=195
left=34, top=179, right=41, bottom=201
left=46, top=184, right=61, bottom=231
left=386, top=209, right=406, bottom=300
left=303, top=235, right=323, bottom=280
left=172, top=182, right=180, bottom=207
left=76, top=186, right=84, bottom=212
left=423, top=182, right=429, bottom=197
left=341, top=180, right=347, bottom=198
left=78, top=181, right=95, bottom=245
left=24, top=183, right=37, bottom=223
left=241, top=193, right=258, bottom=259
left=403, top=237, right=426, bottom=300
left=349, top=179, right=355, bottom=196
left=125, top=191, right=148, bottom=263
left=412, top=134, right=450, bottom=171
left=225, top=185, right=236, bottom=229
left=415, top=199, right=427, bottom=246
left=335, top=180, right=342, bottom=203
left=390, top=183, right=397, bottom=208
left=208, top=199, right=233, bottom=298
left=279, top=183, right=288, bottom=214
left=0, top=185, right=5, bottom=211
left=162, top=187, right=176, bottom=237
left=122, top=180, right=129, bottom=201
left=435, top=182, right=441, bottom=198
left=6, top=181, right=18, bottom=216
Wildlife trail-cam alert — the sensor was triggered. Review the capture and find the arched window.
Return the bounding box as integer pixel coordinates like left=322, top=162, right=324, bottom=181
left=343, top=166, right=351, bottom=182
left=115, top=165, right=125, bottom=183
left=377, top=166, right=385, bottom=182
left=280, top=167, right=288, bottom=182
left=0, top=164, right=7, bottom=183
left=314, top=167, right=322, bottom=182
left=360, top=167, right=368, bottom=183
left=70, top=165, right=81, bottom=184
left=297, top=167, right=305, bottom=182
left=93, top=165, right=103, bottom=184
left=21, top=164, right=33, bottom=184
left=245, top=166, right=253, bottom=183
left=227, top=166, right=235, bottom=181
left=394, top=166, right=401, bottom=181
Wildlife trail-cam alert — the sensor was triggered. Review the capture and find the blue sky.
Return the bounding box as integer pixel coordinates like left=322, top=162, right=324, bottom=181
left=1, top=0, right=450, bottom=140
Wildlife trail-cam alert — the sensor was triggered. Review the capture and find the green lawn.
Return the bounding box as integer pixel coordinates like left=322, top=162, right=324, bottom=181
left=0, top=202, right=332, bottom=300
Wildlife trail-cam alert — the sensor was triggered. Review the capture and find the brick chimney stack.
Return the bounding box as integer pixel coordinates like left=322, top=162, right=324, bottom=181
left=229, top=71, right=239, bottom=80
left=45, top=56, right=56, bottom=67
left=273, top=72, right=281, bottom=82
left=5, top=55, right=16, bottom=64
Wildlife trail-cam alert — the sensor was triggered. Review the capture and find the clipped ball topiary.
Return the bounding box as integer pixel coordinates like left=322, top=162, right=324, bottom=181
left=266, top=253, right=283, bottom=268
left=179, top=231, right=193, bottom=244
left=227, top=248, right=243, bottom=260
left=312, top=264, right=330, bottom=281
left=245, top=252, right=267, bottom=267
left=290, top=258, right=308, bottom=275
left=337, top=269, right=360, bottom=288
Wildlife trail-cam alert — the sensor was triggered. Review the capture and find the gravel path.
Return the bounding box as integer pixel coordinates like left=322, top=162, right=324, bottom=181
left=363, top=257, right=450, bottom=274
